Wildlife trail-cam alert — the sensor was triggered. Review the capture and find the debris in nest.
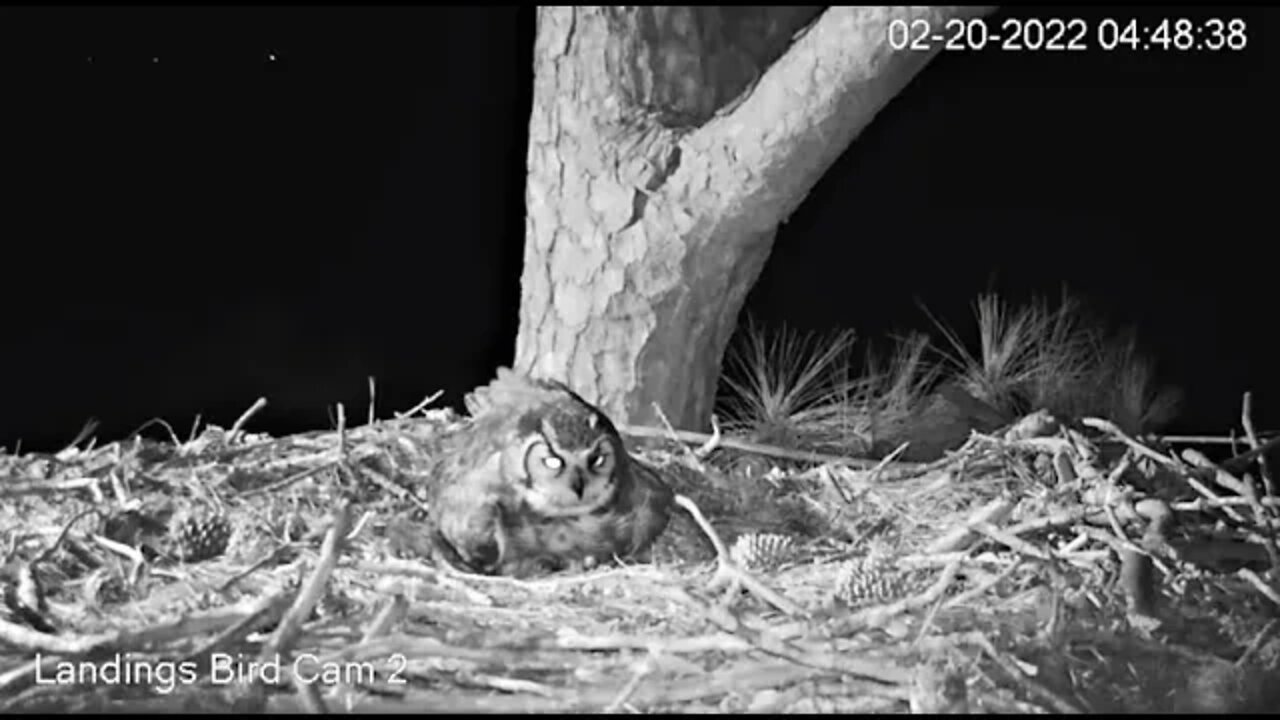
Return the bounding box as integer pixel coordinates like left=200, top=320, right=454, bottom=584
left=0, top=394, right=1277, bottom=713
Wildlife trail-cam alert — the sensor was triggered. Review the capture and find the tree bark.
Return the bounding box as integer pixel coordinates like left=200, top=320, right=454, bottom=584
left=515, top=6, right=993, bottom=431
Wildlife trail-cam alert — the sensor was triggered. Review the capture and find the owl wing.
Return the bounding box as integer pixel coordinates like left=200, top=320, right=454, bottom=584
left=614, top=457, right=676, bottom=557
left=427, top=454, right=520, bottom=574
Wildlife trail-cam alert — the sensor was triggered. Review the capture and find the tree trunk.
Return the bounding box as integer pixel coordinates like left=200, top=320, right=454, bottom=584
left=515, top=6, right=993, bottom=431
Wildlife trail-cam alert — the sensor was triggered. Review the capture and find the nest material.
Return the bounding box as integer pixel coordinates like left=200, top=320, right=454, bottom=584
left=0, top=401, right=1278, bottom=713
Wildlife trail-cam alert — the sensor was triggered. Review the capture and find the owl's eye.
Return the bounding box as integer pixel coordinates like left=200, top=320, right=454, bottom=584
left=541, top=454, right=564, bottom=470
left=589, top=450, right=611, bottom=471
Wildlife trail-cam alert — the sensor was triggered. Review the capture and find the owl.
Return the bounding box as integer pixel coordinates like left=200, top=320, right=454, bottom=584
left=425, top=368, right=674, bottom=578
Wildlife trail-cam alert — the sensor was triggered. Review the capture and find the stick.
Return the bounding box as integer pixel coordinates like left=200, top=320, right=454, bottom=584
left=1158, top=434, right=1279, bottom=445
left=227, top=396, right=268, bottom=444
left=336, top=402, right=347, bottom=460
left=59, top=417, right=99, bottom=456
left=0, top=477, right=99, bottom=499
left=187, top=413, right=203, bottom=444
left=673, top=494, right=804, bottom=617
left=925, top=497, right=1015, bottom=554
left=620, top=423, right=907, bottom=470
left=33, top=508, right=100, bottom=564
left=395, top=390, right=443, bottom=419
left=1081, top=417, right=1179, bottom=467
left=975, top=634, right=1082, bottom=714
left=1239, top=567, right=1280, bottom=610
left=367, top=375, right=377, bottom=426
left=261, top=503, right=353, bottom=661
left=1223, top=433, right=1280, bottom=474
left=694, top=414, right=722, bottom=458
left=127, top=416, right=182, bottom=446
left=1241, top=391, right=1277, bottom=507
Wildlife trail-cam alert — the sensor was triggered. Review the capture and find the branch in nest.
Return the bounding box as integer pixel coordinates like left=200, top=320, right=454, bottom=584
left=924, top=497, right=1015, bottom=555
left=672, top=494, right=804, bottom=617
left=1081, top=417, right=1180, bottom=468
left=395, top=389, right=444, bottom=419
left=0, top=476, right=99, bottom=499
left=227, top=396, right=269, bottom=445
left=620, top=422, right=900, bottom=470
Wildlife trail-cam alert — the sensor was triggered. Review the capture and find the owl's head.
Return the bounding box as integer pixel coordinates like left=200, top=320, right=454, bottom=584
left=501, top=385, right=626, bottom=516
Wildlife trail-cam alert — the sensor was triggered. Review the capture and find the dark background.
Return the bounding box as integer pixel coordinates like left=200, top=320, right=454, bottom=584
left=0, top=6, right=1275, bottom=453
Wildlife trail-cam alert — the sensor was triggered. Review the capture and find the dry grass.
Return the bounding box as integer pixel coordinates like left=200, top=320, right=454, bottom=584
left=1, top=396, right=1276, bottom=713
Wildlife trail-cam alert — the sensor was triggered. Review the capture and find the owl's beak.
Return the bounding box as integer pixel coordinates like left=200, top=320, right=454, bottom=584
left=570, top=469, right=586, bottom=499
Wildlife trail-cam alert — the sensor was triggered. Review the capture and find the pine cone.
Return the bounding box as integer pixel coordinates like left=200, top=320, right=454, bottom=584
left=173, top=513, right=233, bottom=563
left=834, top=551, right=936, bottom=608
left=729, top=532, right=796, bottom=572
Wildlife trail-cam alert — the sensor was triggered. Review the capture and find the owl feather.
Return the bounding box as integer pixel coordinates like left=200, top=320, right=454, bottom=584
left=427, top=367, right=675, bottom=577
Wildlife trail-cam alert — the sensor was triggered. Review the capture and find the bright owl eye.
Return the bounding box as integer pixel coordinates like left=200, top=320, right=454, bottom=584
left=542, top=454, right=564, bottom=470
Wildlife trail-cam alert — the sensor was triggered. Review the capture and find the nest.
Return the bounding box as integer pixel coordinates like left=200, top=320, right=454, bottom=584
left=1, top=396, right=1279, bottom=713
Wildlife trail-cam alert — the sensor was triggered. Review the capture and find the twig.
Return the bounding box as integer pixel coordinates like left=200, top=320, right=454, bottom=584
left=652, top=403, right=707, bottom=473
left=1236, top=618, right=1278, bottom=668
left=673, top=494, right=804, bottom=617
left=868, top=441, right=910, bottom=480
left=227, top=396, right=268, bottom=444
left=924, top=497, right=1015, bottom=554
left=667, top=586, right=911, bottom=687
left=1157, top=433, right=1278, bottom=445
left=367, top=375, right=377, bottom=426
left=1182, top=449, right=1277, bottom=561
left=1241, top=391, right=1278, bottom=521
left=185, top=587, right=297, bottom=663
left=694, top=414, right=722, bottom=458
left=620, top=423, right=899, bottom=470
left=127, top=416, right=182, bottom=446
left=235, top=505, right=353, bottom=711
left=1, top=592, right=286, bottom=659
left=187, top=412, right=203, bottom=444
left=970, top=521, right=1051, bottom=561
left=336, top=402, right=347, bottom=461
left=1180, top=448, right=1250, bottom=496
left=0, top=476, right=99, bottom=498
left=1179, top=473, right=1249, bottom=524
left=1238, top=567, right=1280, bottom=609
left=604, top=653, right=657, bottom=713
left=1081, top=417, right=1178, bottom=468
left=974, top=634, right=1082, bottom=714
left=1222, top=433, right=1280, bottom=474
left=261, top=502, right=353, bottom=661
left=1173, top=496, right=1280, bottom=511
left=327, top=594, right=409, bottom=710
left=33, top=507, right=100, bottom=564
left=362, top=594, right=408, bottom=642
left=294, top=682, right=328, bottom=714
left=394, top=389, right=444, bottom=419
left=236, top=460, right=340, bottom=499
left=59, top=417, right=99, bottom=456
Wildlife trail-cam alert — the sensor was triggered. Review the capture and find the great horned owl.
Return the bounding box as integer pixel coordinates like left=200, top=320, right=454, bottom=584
left=426, top=367, right=674, bottom=577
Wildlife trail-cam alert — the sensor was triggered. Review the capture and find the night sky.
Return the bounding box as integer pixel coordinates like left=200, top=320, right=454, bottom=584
left=1, top=6, right=1275, bottom=453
